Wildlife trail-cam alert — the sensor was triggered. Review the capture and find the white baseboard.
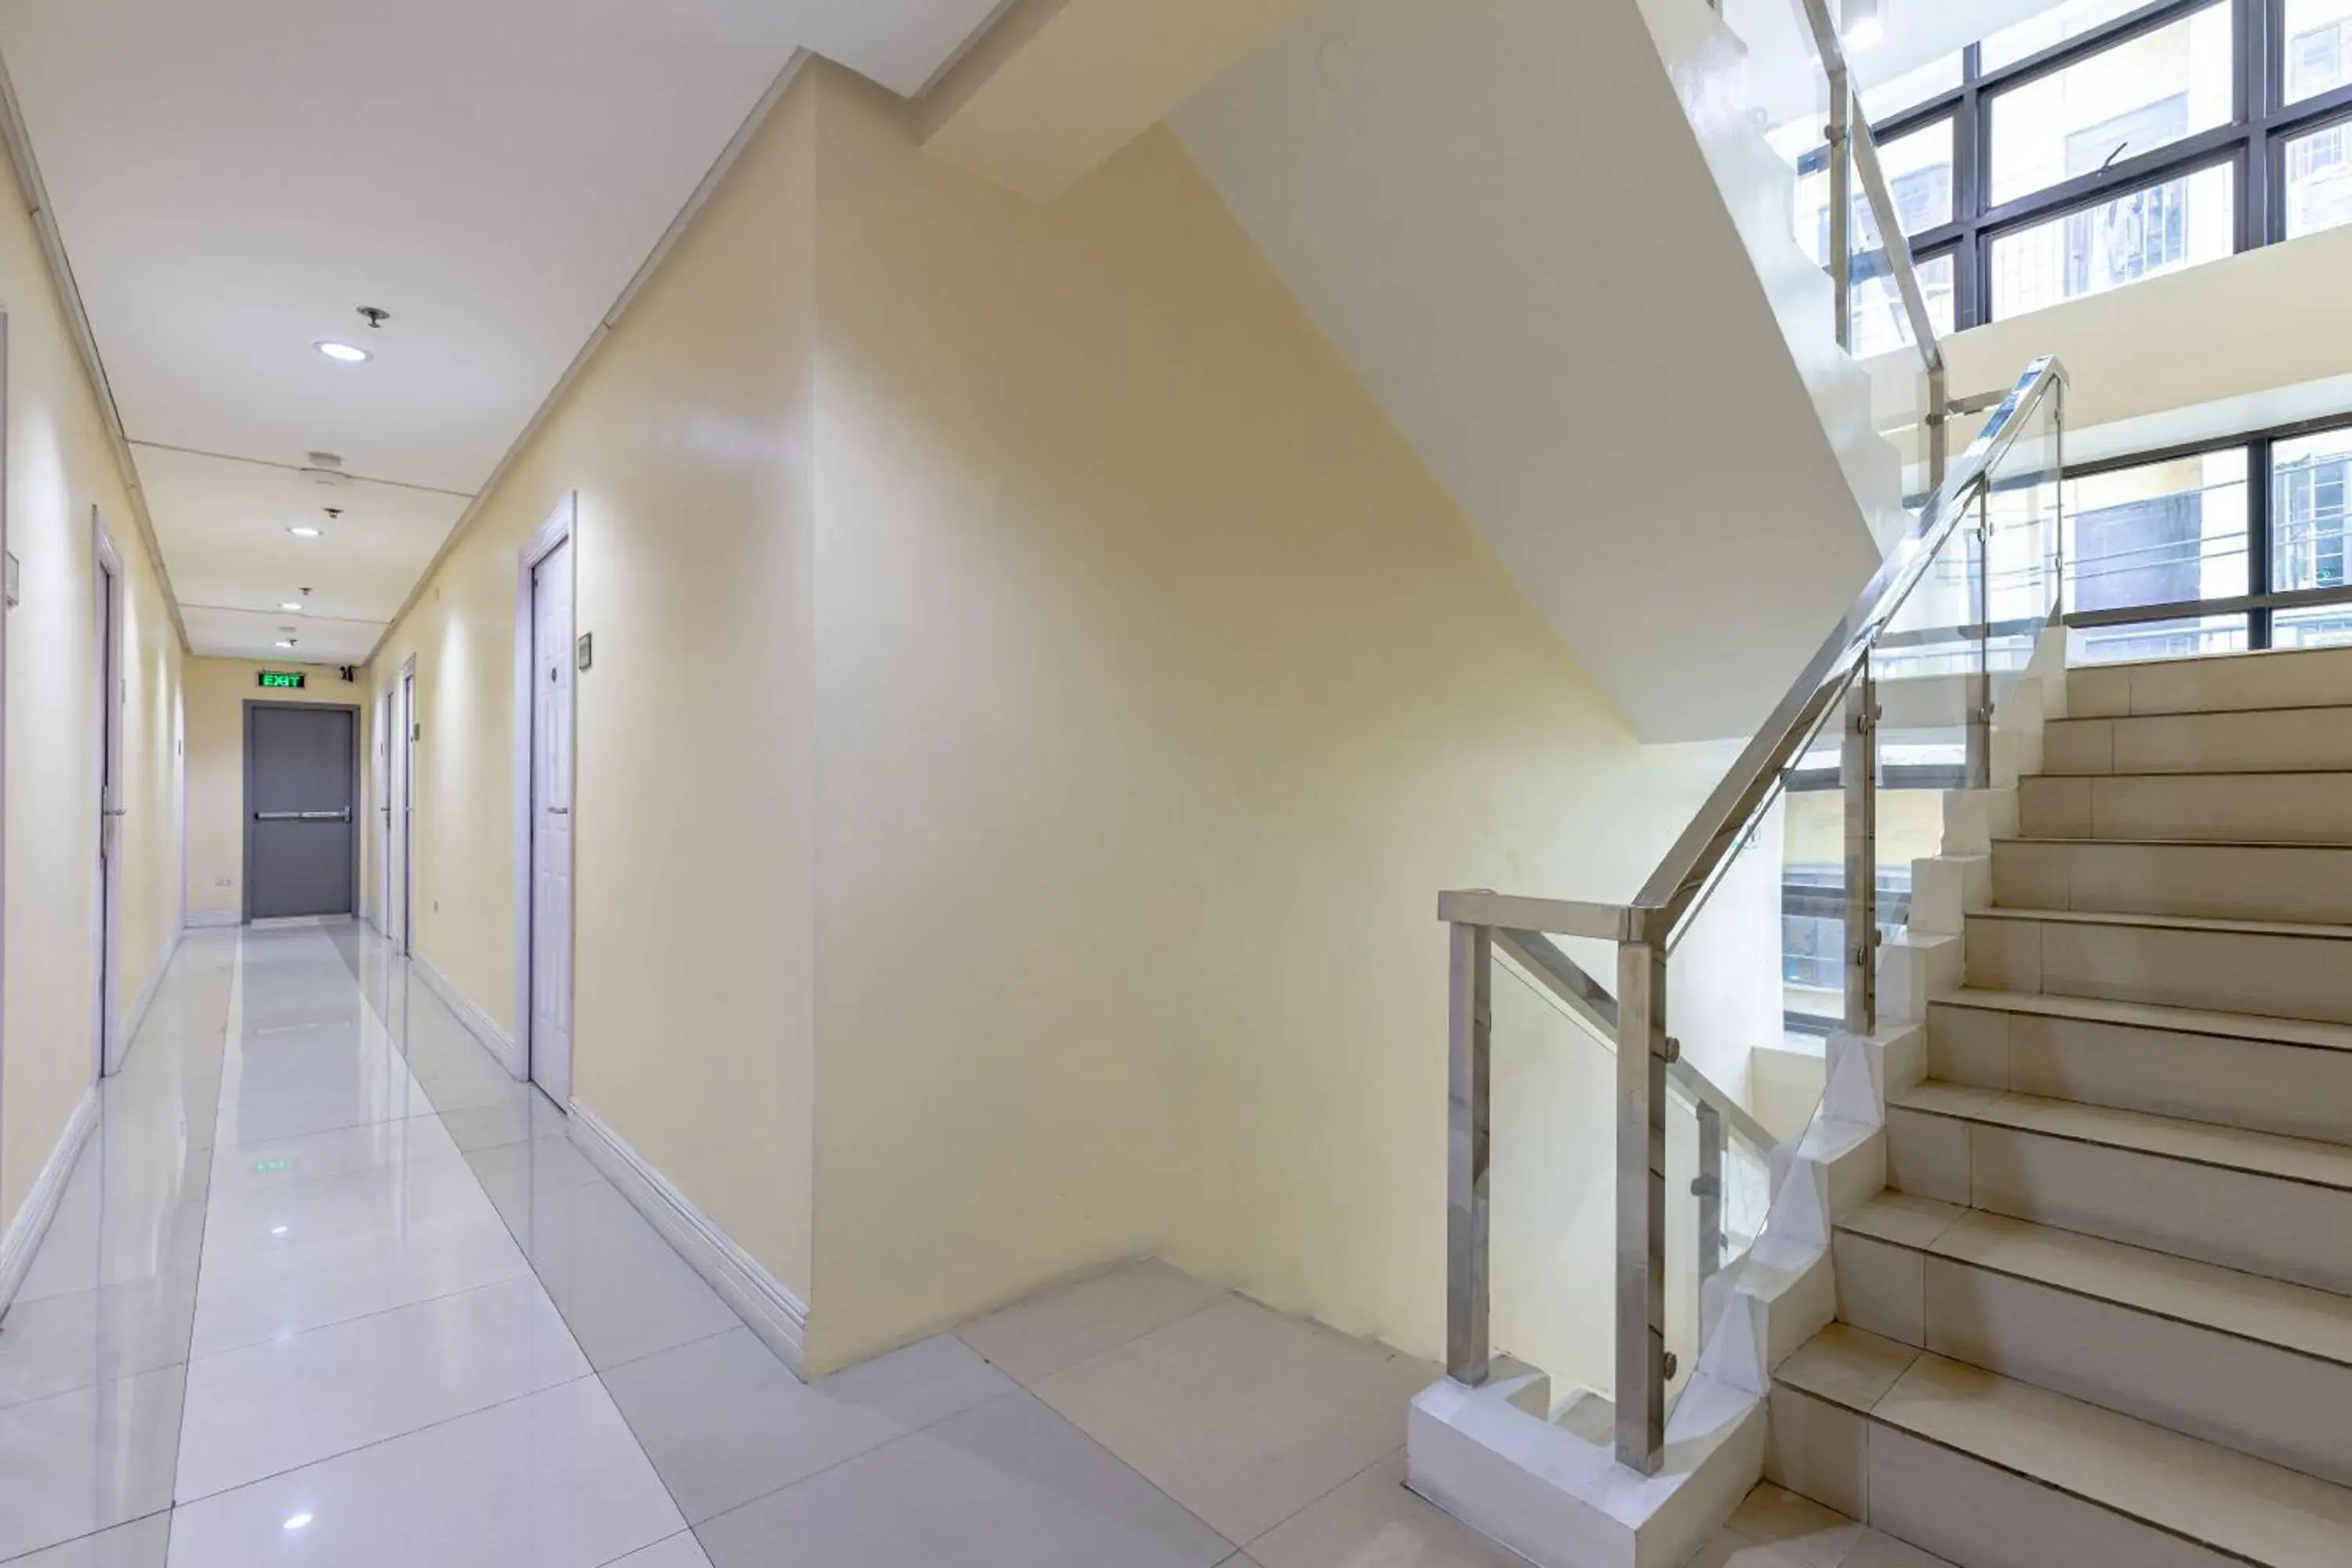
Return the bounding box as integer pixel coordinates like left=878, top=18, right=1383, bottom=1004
left=121, top=925, right=184, bottom=1054
left=568, top=1099, right=809, bottom=1377
left=185, top=909, right=240, bottom=929
left=0, top=1088, right=98, bottom=1312
left=411, top=952, right=521, bottom=1079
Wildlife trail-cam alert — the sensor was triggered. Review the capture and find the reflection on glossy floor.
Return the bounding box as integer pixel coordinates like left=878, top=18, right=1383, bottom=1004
left=0, top=924, right=1516, bottom=1566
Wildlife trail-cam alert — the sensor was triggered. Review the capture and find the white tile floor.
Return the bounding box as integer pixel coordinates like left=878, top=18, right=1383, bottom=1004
left=0, top=924, right=1557, bottom=1567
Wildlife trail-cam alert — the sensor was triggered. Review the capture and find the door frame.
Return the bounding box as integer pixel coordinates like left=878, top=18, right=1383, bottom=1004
left=0, top=307, right=12, bottom=1153
left=397, top=655, right=417, bottom=956
left=91, top=510, right=125, bottom=1079
left=374, top=684, right=394, bottom=935
left=512, top=494, right=577, bottom=1092
left=240, top=698, right=361, bottom=923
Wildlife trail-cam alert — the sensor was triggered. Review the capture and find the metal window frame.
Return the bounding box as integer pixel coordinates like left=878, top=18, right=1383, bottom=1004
left=1797, top=0, right=2352, bottom=331
left=2057, top=409, right=2352, bottom=650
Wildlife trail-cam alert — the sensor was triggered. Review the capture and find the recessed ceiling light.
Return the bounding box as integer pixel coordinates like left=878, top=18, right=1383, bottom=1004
left=283, top=1513, right=314, bottom=1531
left=288, top=526, right=321, bottom=539
left=280, top=601, right=303, bottom=612
left=275, top=640, right=296, bottom=649
left=314, top=339, right=371, bottom=364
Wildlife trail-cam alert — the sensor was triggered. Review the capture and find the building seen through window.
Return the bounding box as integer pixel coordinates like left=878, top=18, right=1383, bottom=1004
left=1778, top=0, right=2352, bottom=332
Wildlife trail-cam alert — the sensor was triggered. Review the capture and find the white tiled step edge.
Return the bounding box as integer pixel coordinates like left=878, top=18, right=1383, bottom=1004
left=1926, top=989, right=2352, bottom=1147
left=2067, top=644, right=2352, bottom=721
left=1832, top=1192, right=2352, bottom=1489
left=1884, top=1081, right=2352, bottom=1295
left=1988, top=836, right=2352, bottom=925
left=2042, top=704, right=2352, bottom=776
left=1963, top=906, right=2352, bottom=1026
left=1767, top=1324, right=2352, bottom=1568
left=2018, top=771, right=2352, bottom=844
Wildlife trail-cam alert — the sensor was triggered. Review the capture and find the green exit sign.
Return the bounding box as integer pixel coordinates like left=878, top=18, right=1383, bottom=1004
left=258, top=670, right=306, bottom=690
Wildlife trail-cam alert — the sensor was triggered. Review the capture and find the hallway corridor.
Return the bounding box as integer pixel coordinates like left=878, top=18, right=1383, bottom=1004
left=0, top=924, right=1513, bottom=1567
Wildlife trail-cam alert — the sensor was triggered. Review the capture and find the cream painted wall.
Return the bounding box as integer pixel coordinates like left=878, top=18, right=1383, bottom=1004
left=366, top=56, right=1749, bottom=1381
left=805, top=64, right=1737, bottom=1369
left=368, top=74, right=818, bottom=1302
left=182, top=658, right=370, bottom=925
left=2, top=154, right=185, bottom=1236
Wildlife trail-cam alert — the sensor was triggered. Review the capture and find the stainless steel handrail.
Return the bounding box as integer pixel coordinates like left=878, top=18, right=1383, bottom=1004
left=2066, top=580, right=2352, bottom=630
left=1630, top=353, right=2064, bottom=944
left=1795, top=0, right=1949, bottom=485
left=1492, top=928, right=1780, bottom=1160
left=1436, top=351, right=2067, bottom=1475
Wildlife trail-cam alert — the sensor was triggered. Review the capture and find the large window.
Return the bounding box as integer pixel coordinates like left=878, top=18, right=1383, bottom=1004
left=2061, top=419, right=2352, bottom=659
left=1792, top=0, right=2352, bottom=332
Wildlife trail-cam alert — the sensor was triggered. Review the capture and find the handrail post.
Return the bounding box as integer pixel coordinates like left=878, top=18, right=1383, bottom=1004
left=1928, top=363, right=1950, bottom=492
left=1446, top=921, right=1493, bottom=1387
left=1695, top=1099, right=1725, bottom=1288
left=1967, top=488, right=1994, bottom=789
left=1826, top=70, right=1853, bottom=351
left=1615, top=939, right=1668, bottom=1474
left=1842, top=666, right=1878, bottom=1035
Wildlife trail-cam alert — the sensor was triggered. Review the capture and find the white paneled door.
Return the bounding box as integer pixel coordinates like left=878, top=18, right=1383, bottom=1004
left=528, top=538, right=575, bottom=1106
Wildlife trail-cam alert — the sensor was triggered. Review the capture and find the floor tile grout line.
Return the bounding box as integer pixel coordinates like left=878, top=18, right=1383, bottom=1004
left=0, top=1507, right=175, bottom=1568
left=588, top=1526, right=703, bottom=1568
left=166, top=927, right=651, bottom=1523
left=1234, top=1442, right=1405, bottom=1554
left=169, top=1366, right=615, bottom=1513
left=680, top=1380, right=1244, bottom=1562
left=971, top=1283, right=1240, bottom=1391
left=168, top=930, right=245, bottom=1544
left=180, top=1265, right=572, bottom=1374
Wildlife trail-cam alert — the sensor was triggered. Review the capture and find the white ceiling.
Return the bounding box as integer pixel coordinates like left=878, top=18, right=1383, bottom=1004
left=0, top=0, right=1001, bottom=661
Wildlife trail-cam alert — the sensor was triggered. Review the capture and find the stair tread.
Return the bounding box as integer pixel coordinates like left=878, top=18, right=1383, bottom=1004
left=1777, top=1327, right=2352, bottom=1566
left=1994, top=833, right=2352, bottom=850
left=1968, top=903, right=2352, bottom=939
left=1890, top=1082, right=2352, bottom=1191
left=2049, top=702, right=2352, bottom=724
left=2026, top=766, right=2352, bottom=777
left=1838, top=1195, right=2352, bottom=1367
left=1930, top=988, right=2352, bottom=1055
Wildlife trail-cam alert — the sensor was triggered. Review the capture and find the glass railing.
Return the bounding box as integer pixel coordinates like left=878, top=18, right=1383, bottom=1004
left=1437, top=352, right=2067, bottom=1474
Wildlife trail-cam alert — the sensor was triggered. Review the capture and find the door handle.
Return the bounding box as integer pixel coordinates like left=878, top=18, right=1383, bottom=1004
left=102, top=808, right=128, bottom=818
left=545, top=806, right=571, bottom=815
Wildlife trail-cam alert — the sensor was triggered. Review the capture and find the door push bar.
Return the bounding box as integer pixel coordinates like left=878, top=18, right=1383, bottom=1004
left=254, top=808, right=354, bottom=822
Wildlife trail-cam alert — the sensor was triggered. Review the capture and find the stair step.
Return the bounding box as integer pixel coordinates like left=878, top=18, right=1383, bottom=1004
left=2019, top=770, right=2352, bottom=844
left=1927, top=989, right=2352, bottom=1145
left=1990, top=836, right=2352, bottom=924
left=1965, top=906, right=2352, bottom=1026
left=2068, top=644, right=2352, bottom=720
left=1768, top=1324, right=2352, bottom=1567
left=1885, top=1083, right=2352, bottom=1294
left=1832, top=1195, right=2352, bottom=1487
left=2042, top=703, right=2352, bottom=776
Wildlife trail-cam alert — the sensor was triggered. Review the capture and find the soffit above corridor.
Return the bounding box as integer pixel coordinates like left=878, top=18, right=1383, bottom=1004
left=0, top=0, right=1001, bottom=661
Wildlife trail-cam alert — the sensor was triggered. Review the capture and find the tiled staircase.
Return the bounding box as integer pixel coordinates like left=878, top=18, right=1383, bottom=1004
left=1766, top=644, right=2352, bottom=1566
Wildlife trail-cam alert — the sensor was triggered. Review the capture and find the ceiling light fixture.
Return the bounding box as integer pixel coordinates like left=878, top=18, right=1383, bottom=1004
left=288, top=526, right=321, bottom=539
left=1842, top=0, right=1883, bottom=49
left=275, top=641, right=296, bottom=649
left=314, top=339, right=371, bottom=364
left=281, top=601, right=303, bottom=612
